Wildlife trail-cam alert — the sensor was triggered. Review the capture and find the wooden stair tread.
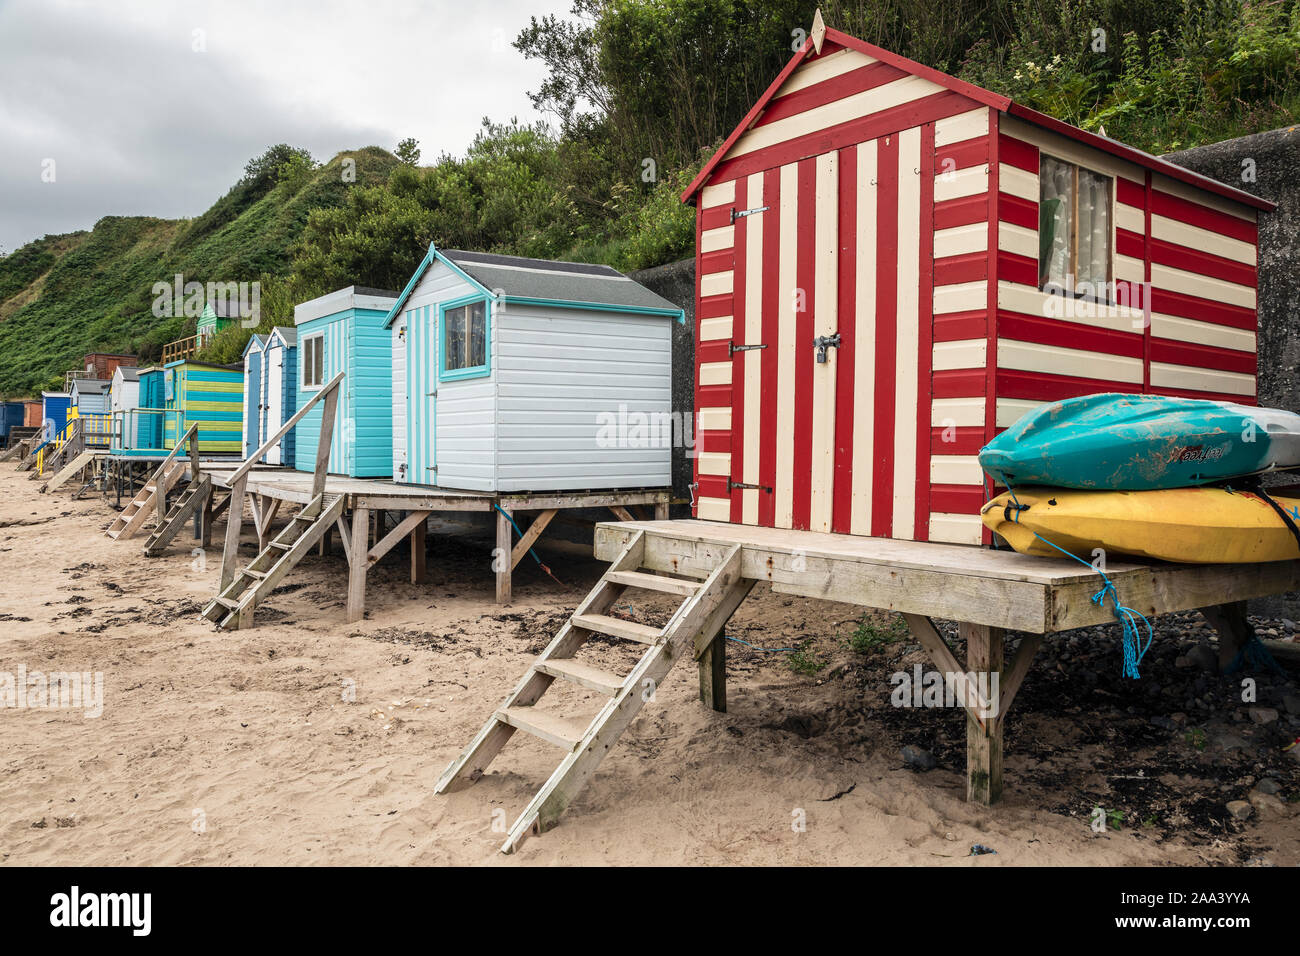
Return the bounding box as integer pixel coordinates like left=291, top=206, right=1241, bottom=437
left=433, top=534, right=747, bottom=855
left=571, top=613, right=661, bottom=644
left=604, top=570, right=699, bottom=596
left=496, top=706, right=589, bottom=750
left=534, top=659, right=626, bottom=696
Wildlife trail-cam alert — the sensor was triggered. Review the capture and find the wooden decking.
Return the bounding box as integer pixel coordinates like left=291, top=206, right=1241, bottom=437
left=202, top=465, right=671, bottom=615
left=592, top=518, right=1299, bottom=807
left=592, top=519, right=1300, bottom=633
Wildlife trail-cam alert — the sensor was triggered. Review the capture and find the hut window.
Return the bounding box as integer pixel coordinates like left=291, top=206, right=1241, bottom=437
left=1039, top=155, right=1112, bottom=299
left=302, top=334, right=325, bottom=388
left=441, top=298, right=488, bottom=379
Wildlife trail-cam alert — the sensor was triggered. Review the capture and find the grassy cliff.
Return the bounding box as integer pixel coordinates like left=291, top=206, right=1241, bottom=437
left=0, top=147, right=399, bottom=397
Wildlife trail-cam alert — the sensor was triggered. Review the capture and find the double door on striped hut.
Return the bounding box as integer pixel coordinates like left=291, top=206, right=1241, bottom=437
left=697, top=127, right=940, bottom=541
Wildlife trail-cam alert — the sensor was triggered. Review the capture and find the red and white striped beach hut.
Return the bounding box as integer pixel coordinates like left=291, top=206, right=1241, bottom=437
left=683, top=17, right=1272, bottom=546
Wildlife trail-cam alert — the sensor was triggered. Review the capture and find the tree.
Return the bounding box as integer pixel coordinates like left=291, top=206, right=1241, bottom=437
left=241, top=144, right=316, bottom=193
left=396, top=137, right=422, bottom=166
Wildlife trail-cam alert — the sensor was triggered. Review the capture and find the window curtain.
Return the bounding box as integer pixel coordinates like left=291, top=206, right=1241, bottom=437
left=1039, top=156, right=1073, bottom=288
left=1077, top=168, right=1111, bottom=290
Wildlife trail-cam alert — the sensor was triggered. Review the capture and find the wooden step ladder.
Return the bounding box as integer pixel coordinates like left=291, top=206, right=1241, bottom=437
left=143, top=474, right=213, bottom=556
left=15, top=445, right=39, bottom=471
left=0, top=439, right=30, bottom=463
left=41, top=449, right=99, bottom=494
left=436, top=529, right=748, bottom=853
left=202, top=492, right=345, bottom=630
left=105, top=459, right=186, bottom=540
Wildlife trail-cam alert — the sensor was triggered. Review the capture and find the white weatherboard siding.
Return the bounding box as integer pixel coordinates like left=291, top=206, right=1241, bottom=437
left=435, top=376, right=496, bottom=491
left=391, top=255, right=673, bottom=492
left=494, top=306, right=672, bottom=492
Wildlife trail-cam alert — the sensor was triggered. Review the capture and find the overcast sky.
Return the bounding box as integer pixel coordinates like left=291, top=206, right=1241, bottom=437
left=0, top=0, right=572, bottom=254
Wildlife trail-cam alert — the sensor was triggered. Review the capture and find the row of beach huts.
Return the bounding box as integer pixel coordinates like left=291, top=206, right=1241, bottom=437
left=7, top=248, right=682, bottom=492
left=5, top=16, right=1281, bottom=854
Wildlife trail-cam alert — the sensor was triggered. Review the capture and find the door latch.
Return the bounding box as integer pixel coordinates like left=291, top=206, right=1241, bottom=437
left=729, top=342, right=767, bottom=357
left=729, top=480, right=772, bottom=493
left=813, top=333, right=841, bottom=363
left=730, top=205, right=769, bottom=224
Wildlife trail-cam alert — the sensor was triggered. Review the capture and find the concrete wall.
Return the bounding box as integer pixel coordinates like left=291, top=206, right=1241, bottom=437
left=1166, top=126, right=1300, bottom=618
left=1164, top=125, right=1300, bottom=413
left=629, top=258, right=697, bottom=507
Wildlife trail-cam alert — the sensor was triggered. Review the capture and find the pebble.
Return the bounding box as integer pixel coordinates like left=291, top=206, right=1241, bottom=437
left=1225, top=800, right=1254, bottom=821
left=1256, top=778, right=1282, bottom=795
left=1184, top=645, right=1218, bottom=672
left=1248, top=706, right=1279, bottom=725
left=1247, top=790, right=1286, bottom=817
left=901, top=745, right=936, bottom=771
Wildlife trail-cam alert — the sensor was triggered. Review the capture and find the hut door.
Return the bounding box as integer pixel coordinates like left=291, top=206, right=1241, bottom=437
left=244, top=353, right=261, bottom=458
left=405, top=306, right=438, bottom=486
left=265, top=348, right=283, bottom=465
left=721, top=151, right=842, bottom=533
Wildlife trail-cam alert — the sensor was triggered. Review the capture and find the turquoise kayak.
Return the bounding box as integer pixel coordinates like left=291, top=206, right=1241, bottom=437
left=979, top=393, right=1300, bottom=490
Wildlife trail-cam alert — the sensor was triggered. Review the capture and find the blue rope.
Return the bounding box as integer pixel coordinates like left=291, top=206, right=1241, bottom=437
left=1001, top=482, right=1154, bottom=679
left=725, top=635, right=798, bottom=653
left=493, top=504, right=565, bottom=587
left=1224, top=634, right=1286, bottom=676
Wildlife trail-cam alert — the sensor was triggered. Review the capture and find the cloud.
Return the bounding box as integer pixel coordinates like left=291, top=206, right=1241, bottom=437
left=0, top=0, right=566, bottom=253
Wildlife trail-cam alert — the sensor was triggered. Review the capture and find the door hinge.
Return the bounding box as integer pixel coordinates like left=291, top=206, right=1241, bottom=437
left=729, top=480, right=772, bottom=493
left=813, top=333, right=842, bottom=363
left=729, top=342, right=768, bottom=356
left=730, top=205, right=770, bottom=224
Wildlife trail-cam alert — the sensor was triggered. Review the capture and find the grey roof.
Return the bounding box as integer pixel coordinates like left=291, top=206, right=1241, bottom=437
left=441, top=250, right=683, bottom=314
left=114, top=366, right=141, bottom=382
left=270, top=326, right=297, bottom=347
left=70, top=378, right=110, bottom=394
left=295, top=286, right=400, bottom=325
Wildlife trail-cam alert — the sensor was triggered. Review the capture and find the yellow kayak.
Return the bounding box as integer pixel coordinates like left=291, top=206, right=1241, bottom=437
left=981, top=486, right=1300, bottom=564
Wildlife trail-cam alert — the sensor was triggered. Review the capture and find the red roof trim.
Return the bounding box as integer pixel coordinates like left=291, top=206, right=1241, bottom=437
left=680, top=37, right=816, bottom=204
left=682, top=25, right=1274, bottom=214
left=1004, top=102, right=1273, bottom=212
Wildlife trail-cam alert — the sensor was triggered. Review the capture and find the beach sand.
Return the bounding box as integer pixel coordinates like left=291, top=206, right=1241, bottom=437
left=0, top=466, right=1295, bottom=866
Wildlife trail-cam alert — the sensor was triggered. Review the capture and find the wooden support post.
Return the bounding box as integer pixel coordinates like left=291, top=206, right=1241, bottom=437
left=347, top=506, right=369, bottom=623
left=509, top=509, right=557, bottom=571
left=699, top=637, right=726, bottom=712
left=496, top=507, right=513, bottom=605
left=654, top=501, right=669, bottom=520
left=318, top=525, right=330, bottom=557
left=962, top=622, right=1004, bottom=806
left=200, top=492, right=213, bottom=549
left=693, top=579, right=754, bottom=713
left=1200, top=601, right=1255, bottom=671
left=411, top=515, right=427, bottom=584
left=219, top=474, right=247, bottom=591
left=312, top=385, right=339, bottom=501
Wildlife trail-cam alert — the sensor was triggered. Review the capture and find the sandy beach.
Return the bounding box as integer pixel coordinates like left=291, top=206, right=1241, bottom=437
left=1, top=465, right=1296, bottom=866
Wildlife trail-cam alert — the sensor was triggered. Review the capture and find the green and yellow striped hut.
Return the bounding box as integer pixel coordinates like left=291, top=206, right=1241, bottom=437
left=162, top=359, right=244, bottom=454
